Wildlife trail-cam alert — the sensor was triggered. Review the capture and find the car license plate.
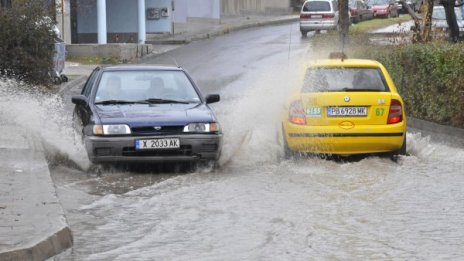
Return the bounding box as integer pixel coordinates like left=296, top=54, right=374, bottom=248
left=327, top=107, right=367, bottom=117
left=311, top=15, right=322, bottom=19
left=135, top=138, right=180, bottom=150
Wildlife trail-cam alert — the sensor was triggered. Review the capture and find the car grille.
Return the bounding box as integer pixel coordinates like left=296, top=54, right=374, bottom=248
left=122, top=145, right=193, bottom=157
left=131, top=126, right=184, bottom=136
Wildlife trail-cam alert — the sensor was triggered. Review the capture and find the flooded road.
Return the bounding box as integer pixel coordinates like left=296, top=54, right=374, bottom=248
left=51, top=132, right=464, bottom=260
left=2, top=22, right=463, bottom=260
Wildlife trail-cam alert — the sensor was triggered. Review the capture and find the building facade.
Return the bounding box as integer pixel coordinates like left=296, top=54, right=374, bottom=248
left=57, top=0, right=293, bottom=44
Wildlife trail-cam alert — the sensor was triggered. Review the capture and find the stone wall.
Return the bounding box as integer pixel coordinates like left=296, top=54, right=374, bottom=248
left=67, top=44, right=154, bottom=63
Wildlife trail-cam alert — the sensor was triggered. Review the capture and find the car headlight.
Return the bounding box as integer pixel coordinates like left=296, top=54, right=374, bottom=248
left=93, top=124, right=131, bottom=135
left=183, top=122, right=220, bottom=133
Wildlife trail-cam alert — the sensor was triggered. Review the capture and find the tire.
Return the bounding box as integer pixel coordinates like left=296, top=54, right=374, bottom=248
left=389, top=135, right=407, bottom=160
left=53, top=76, right=61, bottom=85
left=60, top=74, right=68, bottom=82
left=397, top=135, right=407, bottom=156
left=301, top=30, right=308, bottom=37
left=282, top=127, right=295, bottom=160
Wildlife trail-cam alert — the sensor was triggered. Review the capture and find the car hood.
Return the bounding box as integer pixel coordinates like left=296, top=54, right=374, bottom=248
left=95, top=103, right=215, bottom=127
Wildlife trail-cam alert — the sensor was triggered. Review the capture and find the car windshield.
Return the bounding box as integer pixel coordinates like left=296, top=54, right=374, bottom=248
left=349, top=0, right=356, bottom=8
left=370, top=0, right=388, bottom=5
left=302, top=67, right=388, bottom=92
left=94, top=70, right=201, bottom=104
left=303, top=1, right=331, bottom=12
left=432, top=7, right=463, bottom=20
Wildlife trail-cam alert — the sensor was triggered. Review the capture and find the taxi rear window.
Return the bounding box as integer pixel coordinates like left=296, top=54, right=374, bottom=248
left=302, top=67, right=389, bottom=92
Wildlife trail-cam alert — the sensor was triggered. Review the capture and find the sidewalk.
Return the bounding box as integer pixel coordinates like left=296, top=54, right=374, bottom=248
left=0, top=14, right=298, bottom=261
left=0, top=125, right=72, bottom=261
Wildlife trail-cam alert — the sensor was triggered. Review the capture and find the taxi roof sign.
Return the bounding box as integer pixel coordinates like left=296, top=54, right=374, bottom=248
left=329, top=52, right=347, bottom=60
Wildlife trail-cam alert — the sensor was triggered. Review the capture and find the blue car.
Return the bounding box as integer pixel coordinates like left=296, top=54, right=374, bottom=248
left=72, top=65, right=222, bottom=165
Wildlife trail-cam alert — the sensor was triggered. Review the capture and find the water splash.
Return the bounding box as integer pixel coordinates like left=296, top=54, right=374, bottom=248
left=0, top=77, right=90, bottom=170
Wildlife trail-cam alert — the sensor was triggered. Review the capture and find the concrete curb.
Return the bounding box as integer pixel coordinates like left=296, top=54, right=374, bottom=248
left=58, top=75, right=87, bottom=95
left=0, top=227, right=72, bottom=261
left=407, top=117, right=464, bottom=147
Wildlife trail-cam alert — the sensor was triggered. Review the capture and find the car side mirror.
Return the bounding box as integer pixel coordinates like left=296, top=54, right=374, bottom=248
left=72, top=95, right=88, bottom=106
left=205, top=94, right=220, bottom=104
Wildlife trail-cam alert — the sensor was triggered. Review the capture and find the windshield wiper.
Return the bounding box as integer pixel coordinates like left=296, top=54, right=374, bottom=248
left=94, top=100, right=150, bottom=105
left=142, top=98, right=191, bottom=104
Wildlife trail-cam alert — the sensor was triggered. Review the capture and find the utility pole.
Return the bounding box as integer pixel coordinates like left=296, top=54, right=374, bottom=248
left=338, top=0, right=350, bottom=51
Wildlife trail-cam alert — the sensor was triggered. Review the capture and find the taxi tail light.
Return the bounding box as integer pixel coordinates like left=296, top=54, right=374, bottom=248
left=387, top=99, right=403, bottom=124
left=289, top=100, right=306, bottom=125
left=300, top=14, right=311, bottom=19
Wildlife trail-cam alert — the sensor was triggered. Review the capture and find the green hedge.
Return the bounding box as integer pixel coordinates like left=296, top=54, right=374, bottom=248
left=312, top=31, right=464, bottom=128
left=0, top=1, right=56, bottom=86
left=357, top=43, right=464, bottom=128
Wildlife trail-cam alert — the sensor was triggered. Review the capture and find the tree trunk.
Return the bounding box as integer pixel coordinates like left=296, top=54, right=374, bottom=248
left=421, top=0, right=434, bottom=42
left=441, top=0, right=460, bottom=42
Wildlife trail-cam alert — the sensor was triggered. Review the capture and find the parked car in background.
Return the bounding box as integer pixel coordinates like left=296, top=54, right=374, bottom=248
left=300, top=0, right=340, bottom=36
left=395, top=0, right=415, bottom=13
left=370, top=0, right=399, bottom=18
left=349, top=0, right=374, bottom=23
left=431, top=6, right=464, bottom=37
left=72, top=65, right=223, bottom=166
left=281, top=55, right=407, bottom=159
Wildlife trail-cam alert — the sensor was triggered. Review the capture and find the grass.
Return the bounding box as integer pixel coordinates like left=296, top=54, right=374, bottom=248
left=349, top=14, right=412, bottom=33
left=310, top=15, right=413, bottom=60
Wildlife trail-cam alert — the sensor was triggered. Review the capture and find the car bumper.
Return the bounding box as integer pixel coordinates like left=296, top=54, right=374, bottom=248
left=284, top=122, right=406, bottom=155
left=300, top=21, right=338, bottom=31
left=85, top=134, right=222, bottom=164
left=373, top=11, right=389, bottom=17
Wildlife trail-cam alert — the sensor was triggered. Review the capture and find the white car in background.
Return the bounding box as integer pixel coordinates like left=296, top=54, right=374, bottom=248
left=300, top=0, right=340, bottom=36
left=431, top=6, right=464, bottom=37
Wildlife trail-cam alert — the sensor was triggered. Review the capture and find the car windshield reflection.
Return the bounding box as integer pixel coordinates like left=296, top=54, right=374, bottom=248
left=94, top=70, right=202, bottom=104
left=302, top=67, right=388, bottom=92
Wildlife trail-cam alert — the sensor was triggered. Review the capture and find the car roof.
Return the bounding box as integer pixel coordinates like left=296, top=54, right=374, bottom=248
left=100, top=64, right=184, bottom=71
left=309, top=59, right=384, bottom=68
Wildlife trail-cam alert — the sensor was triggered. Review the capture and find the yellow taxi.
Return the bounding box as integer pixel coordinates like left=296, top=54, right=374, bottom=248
left=282, top=56, right=406, bottom=158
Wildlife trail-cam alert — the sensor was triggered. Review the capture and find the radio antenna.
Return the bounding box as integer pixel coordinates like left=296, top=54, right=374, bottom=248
left=165, top=53, right=180, bottom=68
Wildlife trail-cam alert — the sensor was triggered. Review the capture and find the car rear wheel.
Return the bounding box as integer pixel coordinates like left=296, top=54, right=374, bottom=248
left=301, top=30, right=308, bottom=37
left=282, top=127, right=295, bottom=159
left=389, top=135, right=407, bottom=160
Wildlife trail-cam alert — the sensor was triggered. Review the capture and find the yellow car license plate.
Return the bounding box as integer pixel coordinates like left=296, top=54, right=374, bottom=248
left=327, top=106, right=367, bottom=117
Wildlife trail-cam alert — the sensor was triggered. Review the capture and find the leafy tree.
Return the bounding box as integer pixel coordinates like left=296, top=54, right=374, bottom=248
left=0, top=0, right=57, bottom=85
left=400, top=0, right=434, bottom=42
